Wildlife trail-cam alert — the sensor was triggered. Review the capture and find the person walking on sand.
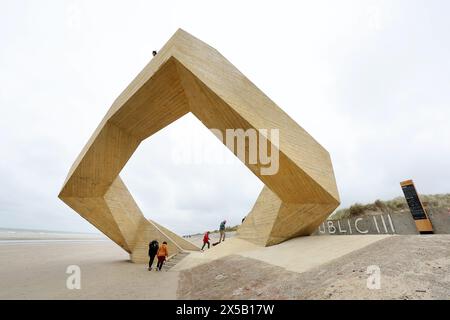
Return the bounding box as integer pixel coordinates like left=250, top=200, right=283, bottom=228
left=219, top=220, right=226, bottom=243
left=148, top=239, right=159, bottom=271
left=201, top=231, right=210, bottom=251
left=156, top=241, right=169, bottom=271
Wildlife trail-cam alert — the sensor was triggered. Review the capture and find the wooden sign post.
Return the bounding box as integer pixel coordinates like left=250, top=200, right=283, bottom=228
left=400, top=179, right=434, bottom=234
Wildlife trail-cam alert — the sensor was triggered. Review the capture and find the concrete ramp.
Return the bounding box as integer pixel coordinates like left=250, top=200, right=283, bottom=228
left=173, top=235, right=390, bottom=273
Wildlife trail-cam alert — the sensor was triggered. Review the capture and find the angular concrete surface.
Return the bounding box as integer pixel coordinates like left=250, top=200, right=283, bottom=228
left=173, top=234, right=390, bottom=273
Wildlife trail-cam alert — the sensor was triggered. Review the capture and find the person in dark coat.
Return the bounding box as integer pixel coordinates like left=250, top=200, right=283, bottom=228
left=148, top=240, right=159, bottom=271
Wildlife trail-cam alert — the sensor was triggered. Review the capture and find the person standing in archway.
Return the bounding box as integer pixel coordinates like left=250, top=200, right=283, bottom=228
left=219, top=220, right=226, bottom=243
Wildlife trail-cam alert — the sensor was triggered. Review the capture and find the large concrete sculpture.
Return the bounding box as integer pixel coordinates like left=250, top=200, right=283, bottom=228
left=58, top=29, right=340, bottom=262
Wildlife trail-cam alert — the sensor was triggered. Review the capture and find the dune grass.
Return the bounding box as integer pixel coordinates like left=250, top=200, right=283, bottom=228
left=329, top=193, right=450, bottom=220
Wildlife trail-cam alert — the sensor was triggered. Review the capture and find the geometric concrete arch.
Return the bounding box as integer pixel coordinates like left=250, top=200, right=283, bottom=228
left=58, top=29, right=340, bottom=262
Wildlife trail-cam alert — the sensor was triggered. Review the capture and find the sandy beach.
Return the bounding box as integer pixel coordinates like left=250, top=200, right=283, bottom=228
left=0, top=230, right=233, bottom=299
left=0, top=240, right=178, bottom=299
left=1, top=233, right=449, bottom=300
left=178, top=235, right=450, bottom=299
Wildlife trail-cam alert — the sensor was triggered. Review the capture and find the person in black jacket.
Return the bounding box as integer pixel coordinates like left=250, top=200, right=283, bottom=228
left=148, top=240, right=159, bottom=271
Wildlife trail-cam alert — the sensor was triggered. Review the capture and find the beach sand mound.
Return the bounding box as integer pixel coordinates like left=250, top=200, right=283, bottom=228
left=178, top=235, right=450, bottom=300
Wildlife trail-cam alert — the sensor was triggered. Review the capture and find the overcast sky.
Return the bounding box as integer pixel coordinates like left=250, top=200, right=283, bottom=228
left=1, top=0, right=449, bottom=235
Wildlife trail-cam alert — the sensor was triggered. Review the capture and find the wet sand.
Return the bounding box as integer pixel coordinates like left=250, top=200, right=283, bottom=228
left=0, top=228, right=105, bottom=241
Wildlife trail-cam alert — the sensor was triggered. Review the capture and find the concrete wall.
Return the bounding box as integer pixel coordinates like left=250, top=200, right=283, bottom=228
left=314, top=208, right=450, bottom=236
left=427, top=207, right=450, bottom=234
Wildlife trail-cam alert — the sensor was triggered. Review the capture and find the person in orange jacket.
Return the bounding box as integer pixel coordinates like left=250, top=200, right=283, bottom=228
left=156, top=241, right=169, bottom=271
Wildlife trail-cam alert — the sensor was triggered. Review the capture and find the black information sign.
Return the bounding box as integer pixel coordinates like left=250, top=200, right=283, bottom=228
left=401, top=184, right=427, bottom=220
